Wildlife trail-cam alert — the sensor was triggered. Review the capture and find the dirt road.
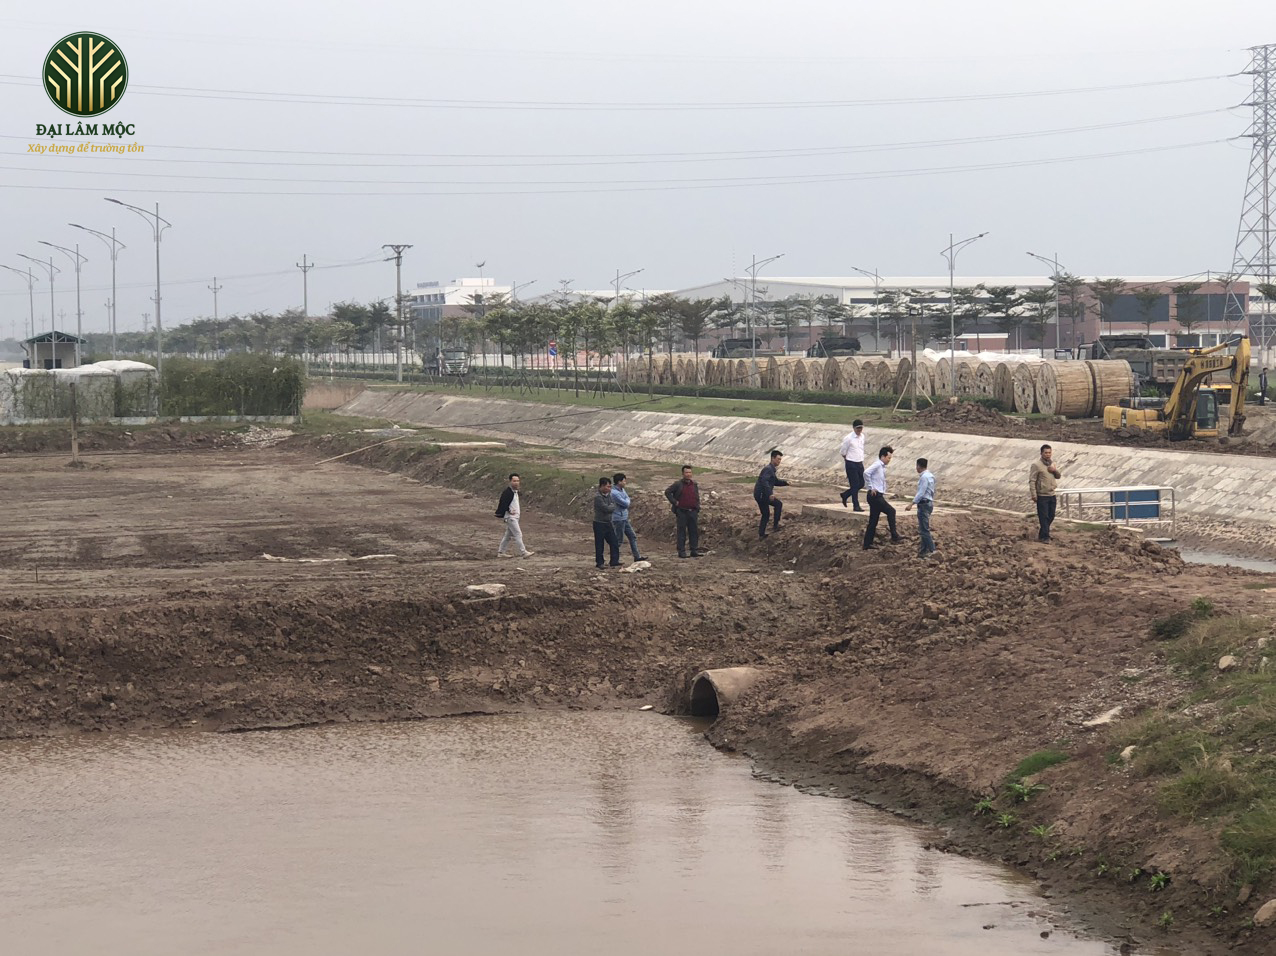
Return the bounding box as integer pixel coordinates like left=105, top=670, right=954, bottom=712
left=1, top=431, right=1274, bottom=952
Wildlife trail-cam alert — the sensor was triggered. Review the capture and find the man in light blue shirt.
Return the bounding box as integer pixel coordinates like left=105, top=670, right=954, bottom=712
left=904, top=457, right=936, bottom=558
left=610, top=473, right=645, bottom=562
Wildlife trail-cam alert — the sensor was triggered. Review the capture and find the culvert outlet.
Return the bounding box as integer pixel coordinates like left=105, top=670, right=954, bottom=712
left=688, top=667, right=764, bottom=718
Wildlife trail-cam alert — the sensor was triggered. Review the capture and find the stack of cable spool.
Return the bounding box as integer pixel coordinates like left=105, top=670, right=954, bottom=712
left=1035, top=361, right=1094, bottom=417
left=993, top=362, right=1015, bottom=411
left=774, top=359, right=794, bottom=390
left=974, top=362, right=996, bottom=397
left=840, top=357, right=861, bottom=392
left=821, top=357, right=842, bottom=392
left=1086, top=359, right=1135, bottom=416
left=934, top=358, right=952, bottom=397
left=1012, top=363, right=1039, bottom=414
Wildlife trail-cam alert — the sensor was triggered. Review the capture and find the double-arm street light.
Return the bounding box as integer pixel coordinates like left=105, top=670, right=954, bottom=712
left=1026, top=251, right=1067, bottom=352
left=939, top=231, right=989, bottom=395
left=0, top=264, right=38, bottom=346
left=511, top=279, right=537, bottom=302
left=39, top=240, right=88, bottom=366
left=746, top=253, right=784, bottom=359
left=849, top=264, right=882, bottom=352
left=71, top=223, right=126, bottom=358
left=612, top=268, right=643, bottom=310
left=17, top=253, right=59, bottom=341
left=106, top=198, right=171, bottom=376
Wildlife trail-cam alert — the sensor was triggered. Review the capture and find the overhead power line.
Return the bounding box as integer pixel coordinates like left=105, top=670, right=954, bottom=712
left=0, top=72, right=1231, bottom=111
left=1, top=108, right=1232, bottom=169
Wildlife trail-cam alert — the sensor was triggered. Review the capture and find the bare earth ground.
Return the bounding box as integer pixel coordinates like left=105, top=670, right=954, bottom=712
left=2, top=428, right=1275, bottom=952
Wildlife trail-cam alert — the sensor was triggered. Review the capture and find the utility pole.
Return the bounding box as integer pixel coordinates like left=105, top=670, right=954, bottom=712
left=295, top=255, right=313, bottom=317
left=745, top=253, right=784, bottom=360
left=106, top=198, right=171, bottom=378
left=1226, top=43, right=1276, bottom=363
left=850, top=266, right=882, bottom=352
left=1027, top=251, right=1066, bottom=353
left=209, top=276, right=223, bottom=320
left=39, top=241, right=86, bottom=365
left=940, top=231, right=989, bottom=395
left=0, top=264, right=37, bottom=344
left=71, top=223, right=124, bottom=359
left=382, top=244, right=412, bottom=383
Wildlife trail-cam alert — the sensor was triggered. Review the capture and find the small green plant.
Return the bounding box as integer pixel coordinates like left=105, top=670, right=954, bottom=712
left=1046, top=849, right=1062, bottom=861
left=1009, top=749, right=1070, bottom=780
left=1007, top=781, right=1046, bottom=803
left=1029, top=823, right=1054, bottom=839
left=1096, top=861, right=1110, bottom=877
left=1149, top=872, right=1170, bottom=891
left=1191, top=597, right=1215, bottom=617
left=1128, top=866, right=1145, bottom=883
left=997, top=812, right=1017, bottom=828
left=1208, top=904, right=1226, bottom=917
left=1157, top=910, right=1174, bottom=929
left=973, top=797, right=995, bottom=816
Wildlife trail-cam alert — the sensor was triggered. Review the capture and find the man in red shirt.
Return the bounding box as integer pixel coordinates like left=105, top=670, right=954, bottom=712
left=663, top=464, right=703, bottom=559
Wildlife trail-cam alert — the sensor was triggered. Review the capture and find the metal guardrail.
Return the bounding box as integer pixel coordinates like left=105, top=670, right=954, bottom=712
left=1056, top=485, right=1176, bottom=536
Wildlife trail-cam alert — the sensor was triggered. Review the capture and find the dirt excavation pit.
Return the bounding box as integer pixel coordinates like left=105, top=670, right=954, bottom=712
left=2, top=431, right=1276, bottom=953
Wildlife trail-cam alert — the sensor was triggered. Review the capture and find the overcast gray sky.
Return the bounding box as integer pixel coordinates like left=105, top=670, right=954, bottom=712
left=1, top=1, right=1273, bottom=335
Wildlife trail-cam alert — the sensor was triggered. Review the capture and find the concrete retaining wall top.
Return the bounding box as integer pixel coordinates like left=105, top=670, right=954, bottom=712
left=337, top=390, right=1276, bottom=528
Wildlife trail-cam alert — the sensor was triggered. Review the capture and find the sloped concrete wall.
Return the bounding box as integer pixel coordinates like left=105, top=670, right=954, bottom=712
left=337, top=390, right=1276, bottom=528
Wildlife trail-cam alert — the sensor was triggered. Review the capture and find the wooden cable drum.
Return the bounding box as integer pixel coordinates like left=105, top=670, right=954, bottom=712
left=934, top=358, right=952, bottom=397
left=1035, top=361, right=1095, bottom=418
left=914, top=360, right=936, bottom=397
left=694, top=357, right=707, bottom=386
left=746, top=359, right=763, bottom=388
left=974, top=362, right=995, bottom=397
left=821, top=357, right=841, bottom=391
left=656, top=355, right=672, bottom=384
left=1011, top=363, right=1038, bottom=414
left=791, top=359, right=810, bottom=391
left=955, top=360, right=977, bottom=396
left=700, top=357, right=715, bottom=386
left=672, top=357, right=686, bottom=385
left=733, top=358, right=748, bottom=388
left=1086, top=359, right=1134, bottom=417
left=894, top=356, right=913, bottom=394
left=993, top=363, right=1014, bottom=411
left=775, top=363, right=794, bottom=390
left=839, top=357, right=861, bottom=392
left=763, top=356, right=780, bottom=389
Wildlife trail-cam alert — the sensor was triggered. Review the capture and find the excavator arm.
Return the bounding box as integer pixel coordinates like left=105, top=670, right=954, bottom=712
left=1162, top=338, right=1249, bottom=440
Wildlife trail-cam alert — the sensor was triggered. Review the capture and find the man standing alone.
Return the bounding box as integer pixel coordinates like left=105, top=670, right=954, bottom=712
left=495, top=473, right=534, bottom=558
left=1030, top=443, right=1062, bottom=542
left=753, top=449, right=789, bottom=539
left=862, top=445, right=902, bottom=550
left=593, top=476, right=622, bottom=569
left=1261, top=367, right=1268, bottom=406
left=664, top=465, right=703, bottom=558
left=904, top=458, right=936, bottom=558
left=838, top=419, right=866, bottom=510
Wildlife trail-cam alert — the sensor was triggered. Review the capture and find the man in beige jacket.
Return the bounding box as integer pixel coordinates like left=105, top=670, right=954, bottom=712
left=1029, top=443, right=1062, bottom=542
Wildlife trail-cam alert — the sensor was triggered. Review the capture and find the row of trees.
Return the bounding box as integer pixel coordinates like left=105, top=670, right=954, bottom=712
left=77, top=277, right=1276, bottom=365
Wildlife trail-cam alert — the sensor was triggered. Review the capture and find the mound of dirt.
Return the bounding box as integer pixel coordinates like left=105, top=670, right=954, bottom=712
left=910, top=400, right=1017, bottom=427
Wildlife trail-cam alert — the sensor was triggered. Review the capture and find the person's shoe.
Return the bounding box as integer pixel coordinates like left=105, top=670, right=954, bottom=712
left=678, top=552, right=689, bottom=559
left=596, top=564, right=605, bottom=569
left=758, top=533, right=766, bottom=540
left=839, top=492, right=849, bottom=508
left=862, top=544, right=876, bottom=550
left=634, top=555, right=647, bottom=562
left=890, top=536, right=904, bottom=543
left=853, top=506, right=865, bottom=513
left=520, top=550, right=535, bottom=557
left=690, top=552, right=703, bottom=558
left=609, top=562, right=622, bottom=568
left=497, top=552, right=511, bottom=559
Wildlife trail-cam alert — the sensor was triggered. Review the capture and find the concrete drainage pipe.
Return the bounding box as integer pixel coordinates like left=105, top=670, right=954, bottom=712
left=688, top=667, right=765, bottom=718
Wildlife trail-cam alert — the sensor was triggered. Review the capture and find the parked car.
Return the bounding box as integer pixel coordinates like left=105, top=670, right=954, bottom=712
left=806, top=336, right=862, bottom=358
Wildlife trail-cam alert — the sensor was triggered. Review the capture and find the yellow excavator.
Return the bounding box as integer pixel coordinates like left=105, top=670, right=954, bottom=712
left=1104, top=336, right=1250, bottom=441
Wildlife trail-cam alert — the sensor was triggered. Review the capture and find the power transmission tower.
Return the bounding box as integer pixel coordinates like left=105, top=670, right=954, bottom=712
left=382, top=244, right=412, bottom=383
left=208, top=276, right=223, bottom=320
left=295, top=254, right=313, bottom=317
left=1226, top=43, right=1276, bottom=360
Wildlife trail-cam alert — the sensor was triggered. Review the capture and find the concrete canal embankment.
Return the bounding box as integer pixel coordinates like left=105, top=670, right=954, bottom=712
left=337, top=390, right=1276, bottom=534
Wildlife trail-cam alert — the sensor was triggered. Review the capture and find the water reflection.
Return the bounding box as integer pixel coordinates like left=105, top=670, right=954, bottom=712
left=0, top=713, right=1172, bottom=956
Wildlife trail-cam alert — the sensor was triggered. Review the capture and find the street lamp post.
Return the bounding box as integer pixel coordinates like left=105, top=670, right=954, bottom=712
left=0, top=265, right=38, bottom=348
left=39, top=242, right=87, bottom=363
left=1027, top=251, right=1066, bottom=353
left=511, top=279, right=537, bottom=302
left=612, top=267, right=643, bottom=367
left=106, top=199, right=171, bottom=376
left=939, top=231, right=989, bottom=396
left=71, top=223, right=126, bottom=359
left=849, top=265, right=883, bottom=354
left=17, top=253, right=58, bottom=341
left=746, top=253, right=784, bottom=360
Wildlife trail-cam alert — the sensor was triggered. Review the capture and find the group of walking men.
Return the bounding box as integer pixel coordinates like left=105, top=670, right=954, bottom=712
left=496, top=423, right=1065, bottom=564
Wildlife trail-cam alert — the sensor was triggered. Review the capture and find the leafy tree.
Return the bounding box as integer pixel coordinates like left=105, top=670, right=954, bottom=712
left=1020, top=287, right=1055, bottom=355
left=1089, top=278, right=1128, bottom=337
left=1054, top=273, right=1087, bottom=348
left=1172, top=282, right=1206, bottom=338
left=984, top=285, right=1024, bottom=350
left=1132, top=287, right=1164, bottom=339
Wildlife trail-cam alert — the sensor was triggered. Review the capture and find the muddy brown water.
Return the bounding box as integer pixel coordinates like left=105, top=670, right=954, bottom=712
left=0, top=713, right=1174, bottom=956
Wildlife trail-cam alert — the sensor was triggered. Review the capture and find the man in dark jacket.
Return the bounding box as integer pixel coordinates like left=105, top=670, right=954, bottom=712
left=593, top=476, right=621, bottom=569
left=663, top=464, right=702, bottom=558
left=753, top=449, right=789, bottom=539
left=494, top=473, right=533, bottom=558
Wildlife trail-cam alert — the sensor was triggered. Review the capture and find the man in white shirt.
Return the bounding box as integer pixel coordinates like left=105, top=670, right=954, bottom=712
left=495, top=474, right=534, bottom=558
left=838, top=419, right=867, bottom=512
left=862, top=445, right=902, bottom=550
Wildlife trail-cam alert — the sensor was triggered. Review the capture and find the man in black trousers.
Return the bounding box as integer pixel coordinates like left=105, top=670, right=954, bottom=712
left=753, top=449, right=789, bottom=539
left=862, top=445, right=903, bottom=550
left=592, top=476, right=622, bottom=569
left=664, top=464, right=703, bottom=558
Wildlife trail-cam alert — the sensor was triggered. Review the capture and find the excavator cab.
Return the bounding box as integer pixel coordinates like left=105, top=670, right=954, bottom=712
left=1193, top=390, right=1219, bottom=435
